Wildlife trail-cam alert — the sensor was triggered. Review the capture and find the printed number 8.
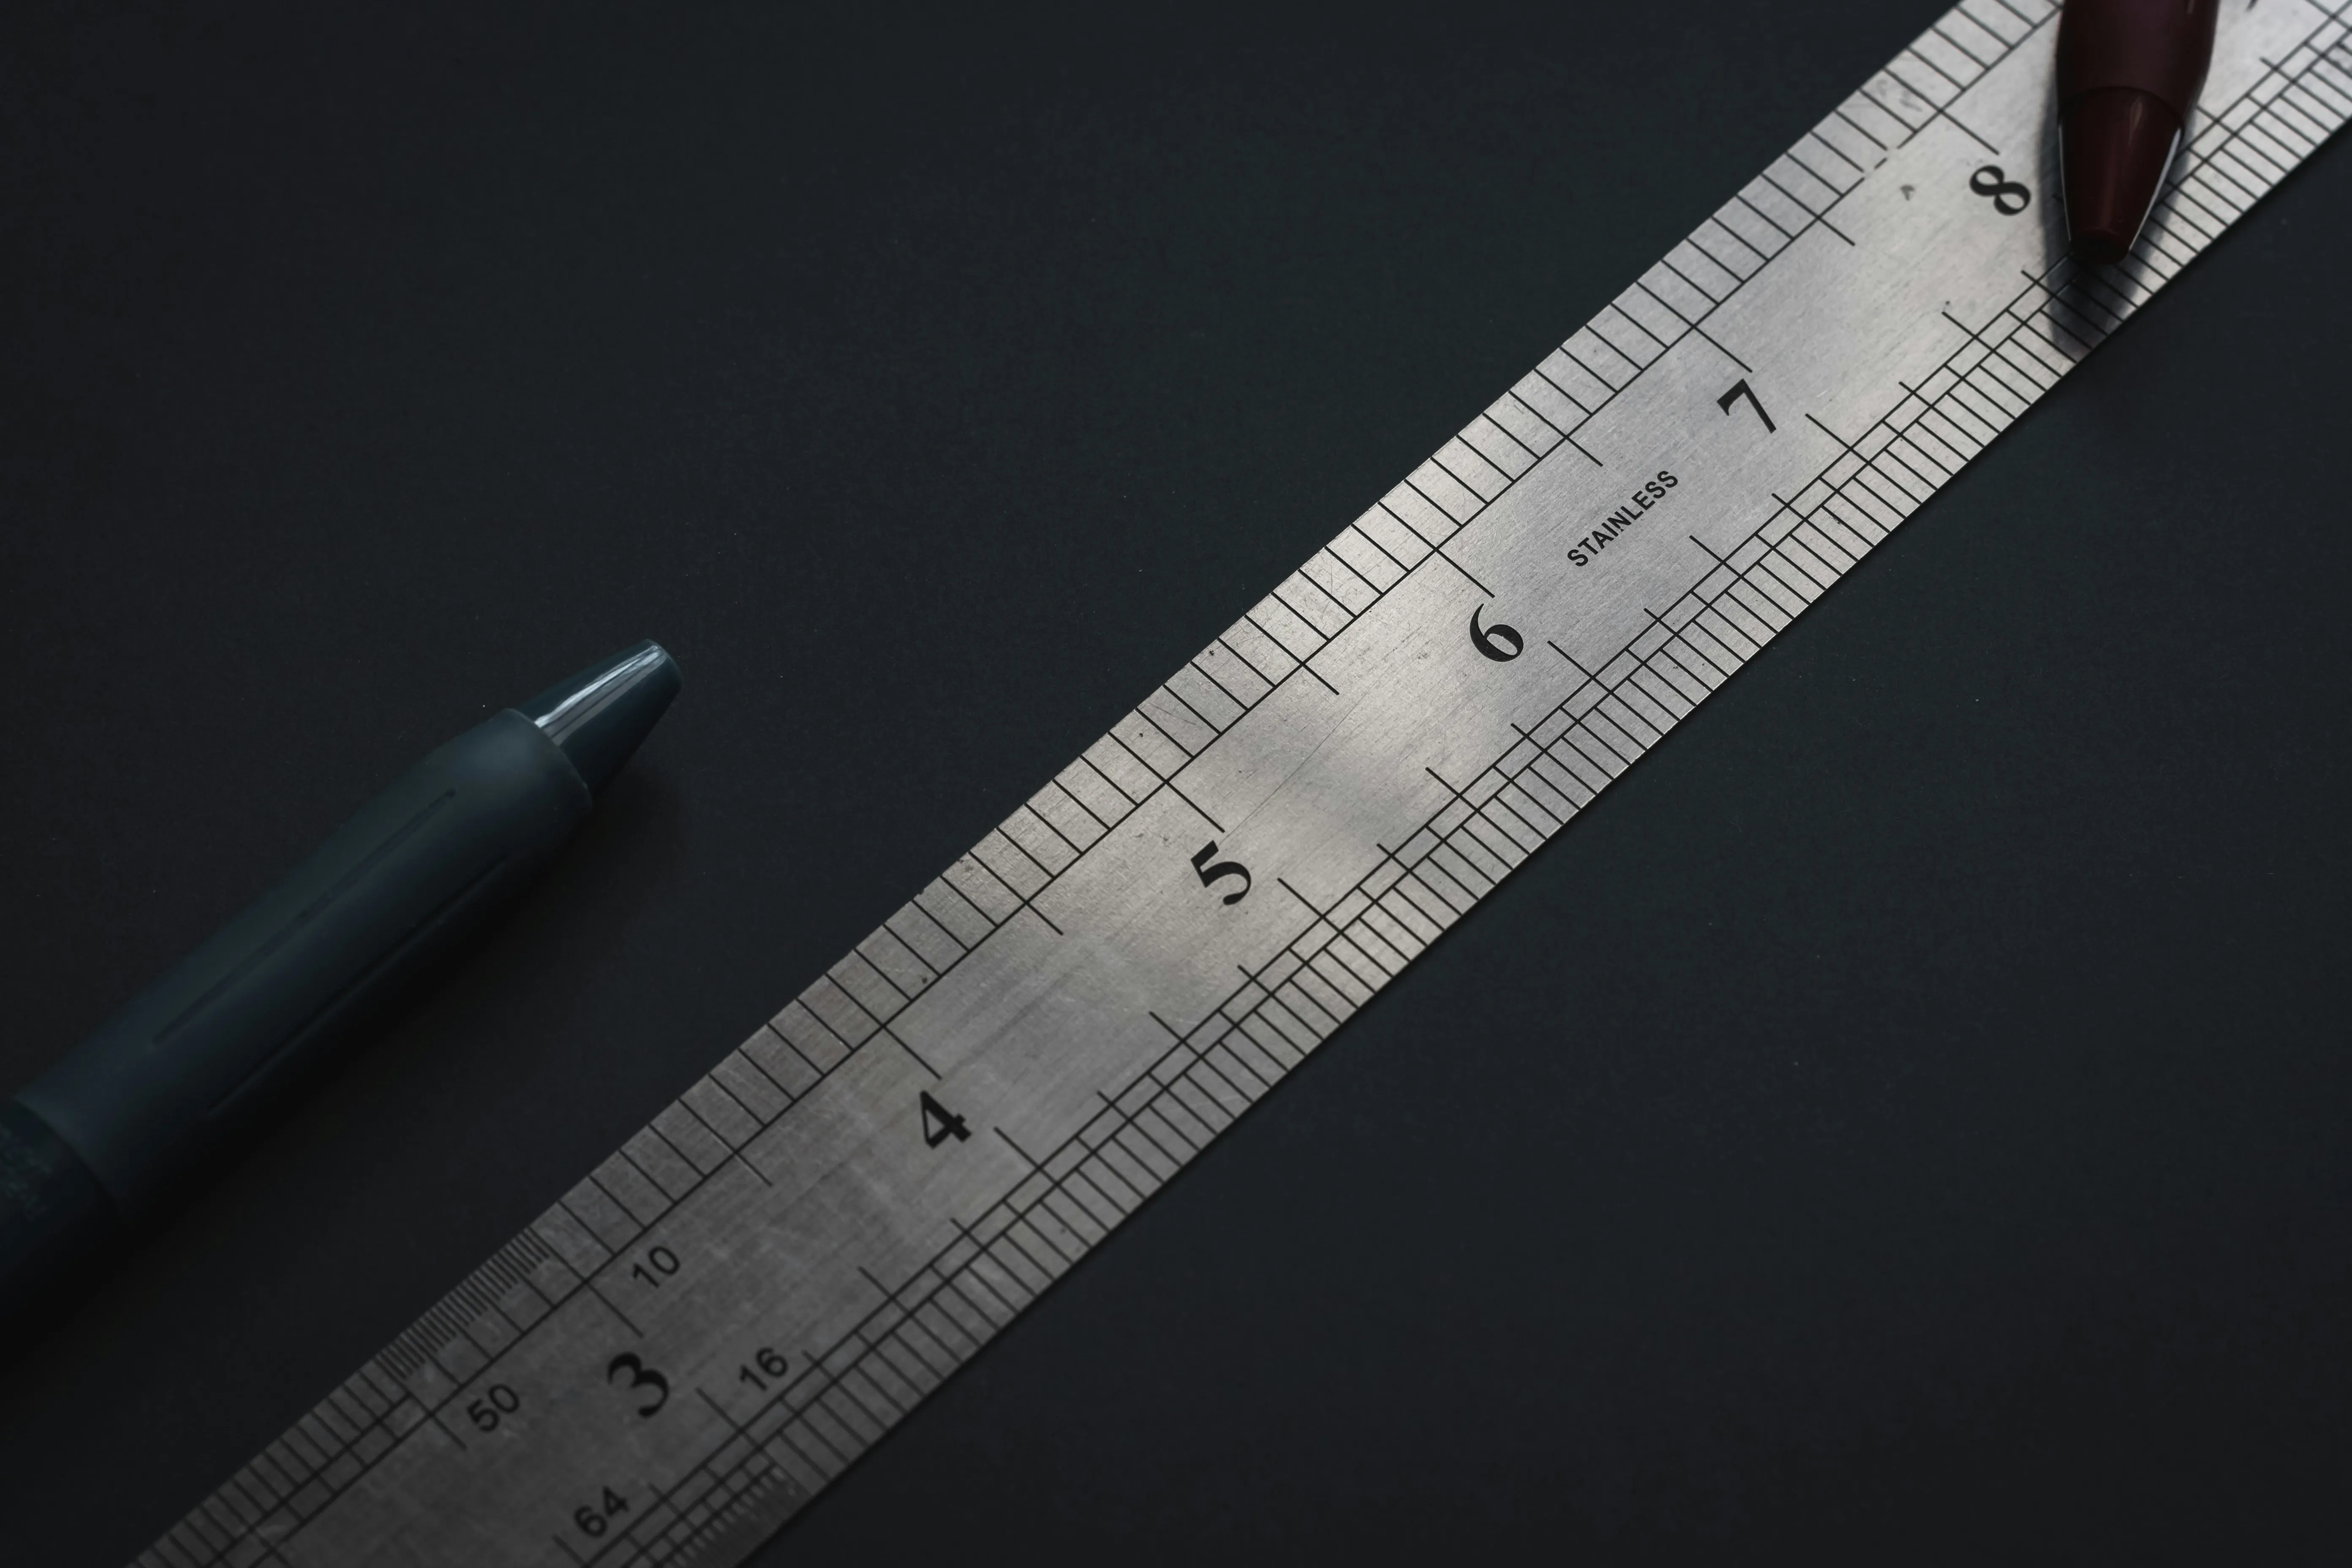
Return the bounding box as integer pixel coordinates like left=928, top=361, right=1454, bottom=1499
left=1968, top=165, right=2031, bottom=216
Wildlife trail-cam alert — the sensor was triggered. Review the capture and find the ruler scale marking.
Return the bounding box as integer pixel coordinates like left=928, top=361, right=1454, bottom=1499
left=136, top=3, right=2352, bottom=1563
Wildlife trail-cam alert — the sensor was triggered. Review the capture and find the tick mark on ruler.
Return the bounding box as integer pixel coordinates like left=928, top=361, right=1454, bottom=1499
left=426, top=1408, right=471, bottom=1453
left=1431, top=548, right=1494, bottom=596
left=1274, top=876, right=1332, bottom=920
left=586, top=1279, right=647, bottom=1340
left=1290, top=653, right=1340, bottom=696
left=1940, top=307, right=1998, bottom=356
left=1805, top=411, right=1861, bottom=454
left=1946, top=112, right=2001, bottom=157
left=1165, top=779, right=1224, bottom=834
left=876, top=1022, right=943, bottom=1078
left=1688, top=533, right=1736, bottom=572
left=1546, top=640, right=1599, bottom=682
left=1234, top=949, right=1285, bottom=998
left=1692, top=324, right=1753, bottom=375
left=1424, top=766, right=1476, bottom=809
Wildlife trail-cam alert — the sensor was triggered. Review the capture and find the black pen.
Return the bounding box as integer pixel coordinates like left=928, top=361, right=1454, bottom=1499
left=0, top=640, right=681, bottom=1339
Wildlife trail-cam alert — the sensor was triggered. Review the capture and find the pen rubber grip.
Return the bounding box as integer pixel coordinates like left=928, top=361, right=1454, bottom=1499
left=14, top=710, right=591, bottom=1230
left=0, top=1100, right=124, bottom=1341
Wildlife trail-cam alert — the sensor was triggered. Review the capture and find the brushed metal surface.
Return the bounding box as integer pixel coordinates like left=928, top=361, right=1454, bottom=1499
left=138, top=3, right=2348, bottom=1563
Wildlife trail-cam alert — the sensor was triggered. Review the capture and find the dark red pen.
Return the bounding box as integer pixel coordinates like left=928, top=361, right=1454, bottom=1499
left=2057, top=0, right=2221, bottom=264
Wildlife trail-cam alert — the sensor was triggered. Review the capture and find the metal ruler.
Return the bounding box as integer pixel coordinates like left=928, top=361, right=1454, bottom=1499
left=141, top=3, right=2348, bottom=1563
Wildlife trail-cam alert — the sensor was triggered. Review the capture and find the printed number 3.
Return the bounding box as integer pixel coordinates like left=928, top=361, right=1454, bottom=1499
left=605, top=1353, right=669, bottom=1418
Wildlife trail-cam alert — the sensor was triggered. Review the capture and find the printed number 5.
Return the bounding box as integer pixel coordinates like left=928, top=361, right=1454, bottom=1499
left=1191, top=841, right=1251, bottom=905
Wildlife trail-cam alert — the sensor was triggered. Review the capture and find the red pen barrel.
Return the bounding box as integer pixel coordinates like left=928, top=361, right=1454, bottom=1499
left=2056, top=0, right=2220, bottom=264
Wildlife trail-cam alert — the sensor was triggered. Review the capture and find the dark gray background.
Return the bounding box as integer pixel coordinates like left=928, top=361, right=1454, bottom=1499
left=4, top=0, right=2347, bottom=1560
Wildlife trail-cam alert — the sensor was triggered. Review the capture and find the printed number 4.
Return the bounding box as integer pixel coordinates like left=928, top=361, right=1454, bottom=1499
left=920, top=1090, right=971, bottom=1148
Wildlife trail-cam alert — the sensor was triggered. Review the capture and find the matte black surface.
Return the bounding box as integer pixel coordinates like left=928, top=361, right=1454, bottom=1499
left=1, top=2, right=2346, bottom=1561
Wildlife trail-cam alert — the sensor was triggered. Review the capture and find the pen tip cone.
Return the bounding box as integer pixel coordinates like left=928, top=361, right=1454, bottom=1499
left=2062, top=88, right=2180, bottom=267
left=519, top=640, right=683, bottom=796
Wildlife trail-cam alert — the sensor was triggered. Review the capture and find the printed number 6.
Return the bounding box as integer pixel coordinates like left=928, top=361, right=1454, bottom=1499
left=1469, top=604, right=1524, bottom=662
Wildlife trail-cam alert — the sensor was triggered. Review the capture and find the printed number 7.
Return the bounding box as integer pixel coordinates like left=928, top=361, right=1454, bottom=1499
left=1718, top=378, right=1776, bottom=433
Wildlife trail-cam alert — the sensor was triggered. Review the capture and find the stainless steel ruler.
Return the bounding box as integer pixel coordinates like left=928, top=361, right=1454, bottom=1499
left=142, top=3, right=2348, bottom=1563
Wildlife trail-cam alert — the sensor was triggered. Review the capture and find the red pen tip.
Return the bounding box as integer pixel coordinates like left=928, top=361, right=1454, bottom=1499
left=2062, top=87, right=2181, bottom=266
